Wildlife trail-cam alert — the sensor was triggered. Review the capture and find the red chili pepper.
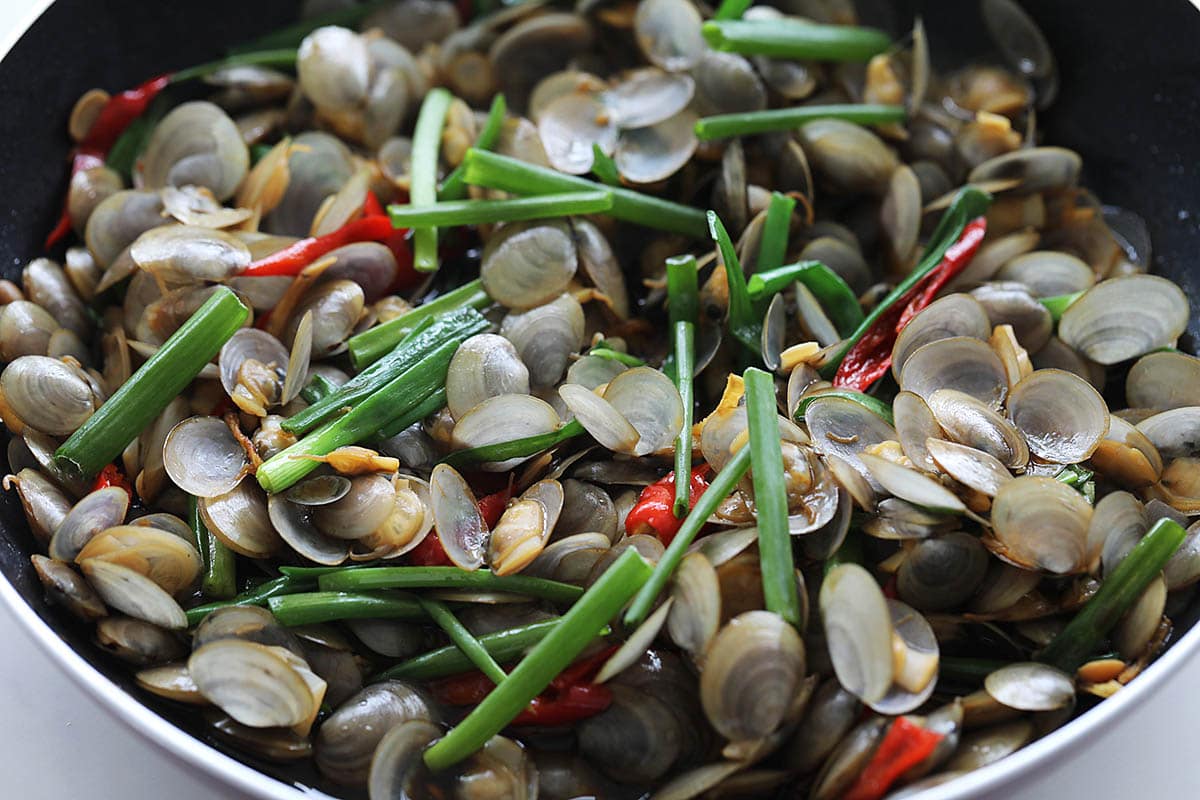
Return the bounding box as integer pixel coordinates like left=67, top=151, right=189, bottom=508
left=478, top=482, right=513, bottom=529
left=625, top=465, right=711, bottom=546
left=833, top=217, right=988, bottom=392
left=239, top=214, right=399, bottom=277
left=842, top=717, right=944, bottom=800
left=46, top=74, right=172, bottom=250
left=432, top=646, right=618, bottom=726
left=407, top=531, right=455, bottom=567
left=91, top=463, right=134, bottom=500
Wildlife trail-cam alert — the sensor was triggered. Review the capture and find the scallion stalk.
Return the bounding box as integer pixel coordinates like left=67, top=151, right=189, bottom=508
left=1040, top=290, right=1086, bottom=322
left=667, top=255, right=699, bottom=516
left=347, top=279, right=491, bottom=368
left=709, top=210, right=761, bottom=351
left=257, top=339, right=460, bottom=492
left=184, top=574, right=316, bottom=627
left=746, top=261, right=863, bottom=336
left=375, top=389, right=447, bottom=440
left=267, top=590, right=427, bottom=626
left=441, top=419, right=585, bottom=470
left=283, top=307, right=487, bottom=435
left=744, top=368, right=802, bottom=627
left=423, top=548, right=653, bottom=770
left=819, top=186, right=993, bottom=378
left=411, top=88, right=454, bottom=272
left=624, top=444, right=753, bottom=627
left=299, top=373, right=340, bottom=406
left=462, top=149, right=708, bottom=238
left=377, top=620, right=565, bottom=682
left=587, top=346, right=646, bottom=367
left=317, top=566, right=583, bottom=604
left=169, top=49, right=299, bottom=84
left=757, top=192, right=795, bottom=274
left=1039, top=518, right=1187, bottom=671
left=419, top=597, right=507, bottom=685
left=439, top=93, right=507, bottom=201
left=713, top=0, right=753, bottom=20
left=701, top=19, right=892, bottom=61
left=389, top=190, right=613, bottom=228
left=55, top=287, right=249, bottom=480
left=695, top=103, right=906, bottom=141
left=591, top=144, right=622, bottom=186
left=189, top=495, right=235, bottom=600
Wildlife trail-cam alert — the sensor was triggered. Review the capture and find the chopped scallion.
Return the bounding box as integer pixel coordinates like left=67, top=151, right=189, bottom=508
left=411, top=88, right=454, bottom=272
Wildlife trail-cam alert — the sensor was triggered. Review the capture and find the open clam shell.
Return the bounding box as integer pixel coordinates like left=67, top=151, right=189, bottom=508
left=820, top=564, right=894, bottom=704
left=1007, top=368, right=1109, bottom=464
left=989, top=475, right=1092, bottom=574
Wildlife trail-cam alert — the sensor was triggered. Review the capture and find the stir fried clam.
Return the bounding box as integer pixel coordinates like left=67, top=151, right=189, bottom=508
left=5, top=0, right=1199, bottom=797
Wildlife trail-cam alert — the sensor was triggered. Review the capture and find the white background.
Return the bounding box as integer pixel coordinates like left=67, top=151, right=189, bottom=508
left=1, top=1, right=1199, bottom=798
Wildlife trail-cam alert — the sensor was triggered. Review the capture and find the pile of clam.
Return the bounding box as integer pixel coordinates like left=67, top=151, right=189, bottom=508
left=2, top=0, right=1199, bottom=797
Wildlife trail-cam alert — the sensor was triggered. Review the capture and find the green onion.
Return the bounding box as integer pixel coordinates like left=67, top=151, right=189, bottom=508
left=411, top=88, right=454, bottom=272
left=695, top=103, right=906, bottom=141
left=299, top=373, right=340, bottom=406
left=939, top=656, right=1012, bottom=685
left=185, top=574, right=316, bottom=627
left=462, top=149, right=708, bottom=238
left=702, top=19, right=892, bottom=61
left=317, top=566, right=583, bottom=604
left=423, top=548, right=652, bottom=770
left=278, top=565, right=371, bottom=578
left=283, top=307, right=488, bottom=435
left=55, top=287, right=248, bottom=480
left=419, top=597, right=507, bottom=684
left=376, top=389, right=447, bottom=440
left=389, top=190, right=613, bottom=228
left=1055, top=463, right=1095, bottom=491
left=1040, top=290, right=1086, bottom=322
left=230, top=0, right=390, bottom=53
left=106, top=93, right=172, bottom=180
left=820, top=186, right=993, bottom=378
left=378, top=620, right=566, bottom=682
left=439, top=93, right=507, bottom=202
left=746, top=261, right=863, bottom=336
left=267, top=591, right=426, bottom=626
left=744, top=368, right=802, bottom=627
left=347, top=279, right=491, bottom=368
left=794, top=389, right=895, bottom=425
left=713, top=0, right=753, bottom=21
left=257, top=339, right=461, bottom=492
left=169, top=49, right=299, bottom=84
left=667, top=255, right=699, bottom=516
left=588, top=344, right=646, bottom=367
left=1039, top=518, right=1188, bottom=671
left=591, top=144, right=622, bottom=187
left=441, top=419, right=585, bottom=470
left=709, top=210, right=761, bottom=352
left=624, top=444, right=753, bottom=627
left=757, top=192, right=795, bottom=274
left=189, top=496, right=235, bottom=600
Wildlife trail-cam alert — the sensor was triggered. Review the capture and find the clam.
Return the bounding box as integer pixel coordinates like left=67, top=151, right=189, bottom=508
left=1135, top=407, right=1200, bottom=460
left=1007, top=368, right=1109, bottom=463
left=926, top=438, right=1013, bottom=496
left=606, top=68, right=694, bottom=128
left=891, top=294, right=992, bottom=380
left=266, top=131, right=355, bottom=236
left=554, top=479, right=618, bottom=544
left=488, top=498, right=549, bottom=576
left=799, top=120, right=899, bottom=196
left=312, top=475, right=397, bottom=540
left=859, top=453, right=968, bottom=515
left=821, top=564, right=893, bottom=703
left=445, top=334, right=531, bottom=421
left=30, top=553, right=106, bottom=622
left=67, top=166, right=123, bottom=237
left=199, top=480, right=281, bottom=558
left=500, top=293, right=587, bottom=389
left=86, top=190, right=165, bottom=271
left=316, top=681, right=435, bottom=786
left=481, top=221, right=578, bottom=309
left=970, top=281, right=1053, bottom=352
left=615, top=110, right=699, bottom=185
left=79, top=559, right=188, bottom=630
left=5, top=469, right=72, bottom=547
left=927, top=388, right=1029, bottom=469
left=48, top=486, right=130, bottom=562
left=968, top=147, right=1080, bottom=193
left=189, top=640, right=325, bottom=733
left=297, top=26, right=370, bottom=113
left=23, top=258, right=91, bottom=339
left=989, top=476, right=1092, bottom=574
left=899, top=531, right=990, bottom=613
left=804, top=395, right=898, bottom=485
left=783, top=679, right=861, bottom=774
left=163, top=416, right=250, bottom=499
left=193, top=605, right=303, bottom=656
left=430, top=463, right=488, bottom=570
left=560, top=384, right=642, bottom=456
left=945, top=719, right=1036, bottom=772
left=452, top=393, right=562, bottom=470
left=77, top=524, right=201, bottom=596
left=880, top=164, right=922, bottom=265
left=900, top=336, right=1009, bottom=407
left=1114, top=574, right=1167, bottom=660
left=996, top=250, right=1095, bottom=298
left=893, top=391, right=944, bottom=473
left=538, top=91, right=617, bottom=175
left=692, top=51, right=767, bottom=116
left=135, top=663, right=207, bottom=705
left=268, top=494, right=350, bottom=566
left=139, top=101, right=249, bottom=200
left=869, top=599, right=939, bottom=715
left=1126, top=351, right=1200, bottom=412
left=810, top=716, right=889, bottom=800
left=578, top=684, right=683, bottom=783
left=0, top=355, right=98, bottom=437
left=667, top=552, right=721, bottom=659
left=634, top=0, right=706, bottom=72
left=1090, top=490, right=1148, bottom=576
left=1058, top=275, right=1189, bottom=365
left=602, top=367, right=685, bottom=457
left=95, top=615, right=187, bottom=665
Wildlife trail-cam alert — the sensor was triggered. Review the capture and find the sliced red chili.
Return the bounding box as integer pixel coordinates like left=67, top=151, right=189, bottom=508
left=407, top=530, right=455, bottom=567
left=625, top=465, right=711, bottom=546
left=46, top=75, right=172, bottom=250
left=833, top=217, right=987, bottom=392
left=91, top=463, right=134, bottom=500
left=477, top=482, right=513, bottom=529
left=842, top=716, right=944, bottom=800
left=239, top=214, right=399, bottom=277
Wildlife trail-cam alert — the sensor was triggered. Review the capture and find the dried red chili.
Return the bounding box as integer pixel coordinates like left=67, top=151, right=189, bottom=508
left=833, top=216, right=987, bottom=392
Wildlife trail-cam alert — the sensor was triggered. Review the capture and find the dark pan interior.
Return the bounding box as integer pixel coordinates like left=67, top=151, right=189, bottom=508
left=0, top=1, right=1197, bottom=797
